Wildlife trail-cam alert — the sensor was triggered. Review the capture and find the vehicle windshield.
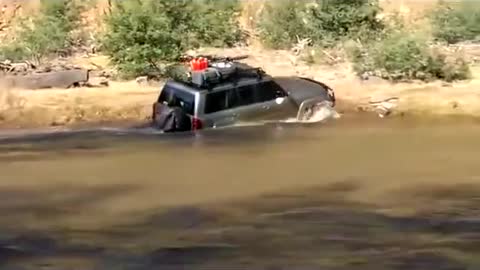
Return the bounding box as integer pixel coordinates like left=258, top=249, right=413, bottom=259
left=158, top=84, right=196, bottom=115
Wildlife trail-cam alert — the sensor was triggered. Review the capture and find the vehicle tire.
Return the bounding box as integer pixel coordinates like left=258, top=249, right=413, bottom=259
left=298, top=104, right=314, bottom=121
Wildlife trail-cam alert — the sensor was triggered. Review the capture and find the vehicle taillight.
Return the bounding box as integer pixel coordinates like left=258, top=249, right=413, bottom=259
left=152, top=103, right=158, bottom=120
left=192, top=117, right=203, bottom=131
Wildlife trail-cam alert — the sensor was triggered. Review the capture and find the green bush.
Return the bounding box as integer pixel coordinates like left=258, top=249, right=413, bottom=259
left=101, top=0, right=243, bottom=79
left=349, top=31, right=471, bottom=82
left=257, top=0, right=384, bottom=49
left=0, top=0, right=87, bottom=63
left=431, top=0, right=480, bottom=44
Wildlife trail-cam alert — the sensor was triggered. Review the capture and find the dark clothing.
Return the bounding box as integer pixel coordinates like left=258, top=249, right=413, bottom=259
left=154, top=105, right=192, bottom=133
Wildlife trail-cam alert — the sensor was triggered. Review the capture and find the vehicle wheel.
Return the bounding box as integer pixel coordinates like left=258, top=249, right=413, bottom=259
left=297, top=100, right=334, bottom=122
left=298, top=104, right=315, bottom=121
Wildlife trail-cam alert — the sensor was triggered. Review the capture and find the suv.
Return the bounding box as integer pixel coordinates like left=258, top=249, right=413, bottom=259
left=152, top=58, right=336, bottom=131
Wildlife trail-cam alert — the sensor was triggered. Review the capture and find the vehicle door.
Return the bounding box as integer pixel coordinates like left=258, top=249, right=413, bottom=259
left=255, top=80, right=298, bottom=121
left=199, top=88, right=240, bottom=128
left=233, top=81, right=297, bottom=123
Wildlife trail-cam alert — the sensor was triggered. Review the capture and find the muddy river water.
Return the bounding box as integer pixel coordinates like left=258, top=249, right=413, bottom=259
left=1, top=114, right=480, bottom=269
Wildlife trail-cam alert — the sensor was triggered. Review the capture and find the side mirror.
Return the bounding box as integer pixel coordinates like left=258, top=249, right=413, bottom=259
left=275, top=97, right=286, bottom=105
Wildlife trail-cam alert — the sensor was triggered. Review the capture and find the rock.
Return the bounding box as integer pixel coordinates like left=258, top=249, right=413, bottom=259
left=100, top=70, right=113, bottom=78
left=35, top=66, right=52, bottom=73
left=360, top=72, right=369, bottom=81
left=5, top=69, right=90, bottom=90
left=51, top=115, right=70, bottom=126
left=442, top=82, right=453, bottom=87
left=356, top=105, right=367, bottom=112
left=85, top=76, right=109, bottom=88
left=99, top=79, right=109, bottom=87
left=416, top=71, right=427, bottom=80
left=136, top=76, right=148, bottom=85
left=368, top=97, right=400, bottom=118
left=450, top=101, right=459, bottom=109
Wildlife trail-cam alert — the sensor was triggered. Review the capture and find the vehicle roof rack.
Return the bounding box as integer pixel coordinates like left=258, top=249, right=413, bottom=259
left=179, top=54, right=250, bottom=63
left=172, top=54, right=268, bottom=89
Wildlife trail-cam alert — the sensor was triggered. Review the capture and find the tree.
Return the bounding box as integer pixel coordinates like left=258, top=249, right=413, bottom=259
left=101, top=0, right=243, bottom=78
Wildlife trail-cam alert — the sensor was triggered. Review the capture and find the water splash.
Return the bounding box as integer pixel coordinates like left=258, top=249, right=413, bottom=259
left=230, top=103, right=340, bottom=128
left=283, top=102, right=341, bottom=124
left=302, top=103, right=341, bottom=123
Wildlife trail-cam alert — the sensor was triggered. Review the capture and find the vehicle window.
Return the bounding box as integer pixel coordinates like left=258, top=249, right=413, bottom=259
left=204, top=89, right=237, bottom=114
left=256, top=81, right=286, bottom=102
left=158, top=86, right=196, bottom=115
left=236, top=84, right=256, bottom=106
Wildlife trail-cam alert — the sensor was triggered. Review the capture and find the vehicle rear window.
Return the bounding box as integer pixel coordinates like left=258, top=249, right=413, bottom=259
left=158, top=85, right=195, bottom=115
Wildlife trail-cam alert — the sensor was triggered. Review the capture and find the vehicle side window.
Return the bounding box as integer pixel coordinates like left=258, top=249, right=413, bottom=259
left=236, top=85, right=256, bottom=106
left=204, top=89, right=237, bottom=114
left=256, top=81, right=286, bottom=102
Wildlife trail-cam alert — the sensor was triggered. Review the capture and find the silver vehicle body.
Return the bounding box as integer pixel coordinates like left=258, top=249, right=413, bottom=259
left=152, top=75, right=335, bottom=130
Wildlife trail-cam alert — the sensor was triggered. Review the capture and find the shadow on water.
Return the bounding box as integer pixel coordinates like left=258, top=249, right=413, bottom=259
left=0, top=185, right=139, bottom=223
left=2, top=181, right=480, bottom=269
left=0, top=184, right=140, bottom=270
left=0, top=121, right=329, bottom=162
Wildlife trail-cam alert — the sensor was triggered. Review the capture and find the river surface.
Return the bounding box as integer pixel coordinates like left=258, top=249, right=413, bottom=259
left=1, top=114, right=480, bottom=269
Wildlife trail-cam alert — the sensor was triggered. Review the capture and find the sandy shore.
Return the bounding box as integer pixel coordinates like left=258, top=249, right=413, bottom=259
left=0, top=81, right=160, bottom=128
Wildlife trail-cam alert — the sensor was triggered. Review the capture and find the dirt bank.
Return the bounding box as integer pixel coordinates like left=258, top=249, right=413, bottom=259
left=1, top=48, right=480, bottom=129
left=0, top=81, right=160, bottom=128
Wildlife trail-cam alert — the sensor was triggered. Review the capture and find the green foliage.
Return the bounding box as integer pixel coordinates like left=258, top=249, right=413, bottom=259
left=431, top=0, right=480, bottom=44
left=101, top=0, right=243, bottom=79
left=0, top=0, right=87, bottom=63
left=40, top=0, right=80, bottom=23
left=258, top=0, right=384, bottom=49
left=257, top=0, right=308, bottom=49
left=192, top=0, right=244, bottom=47
left=349, top=31, right=471, bottom=82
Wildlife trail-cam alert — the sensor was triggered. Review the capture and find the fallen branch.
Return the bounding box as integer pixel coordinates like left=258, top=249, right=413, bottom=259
left=321, top=49, right=338, bottom=63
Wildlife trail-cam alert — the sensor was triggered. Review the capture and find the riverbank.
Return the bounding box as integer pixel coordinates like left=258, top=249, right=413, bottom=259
left=0, top=80, right=159, bottom=129
left=1, top=48, right=480, bottom=129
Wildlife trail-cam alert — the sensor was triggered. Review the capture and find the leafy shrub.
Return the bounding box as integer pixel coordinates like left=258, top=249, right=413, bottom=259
left=0, top=0, right=87, bottom=63
left=431, top=0, right=480, bottom=44
left=256, top=0, right=310, bottom=49
left=101, top=0, right=243, bottom=79
left=257, top=0, right=384, bottom=49
left=349, top=31, right=470, bottom=82
left=191, top=0, right=244, bottom=47
left=0, top=44, right=30, bottom=62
